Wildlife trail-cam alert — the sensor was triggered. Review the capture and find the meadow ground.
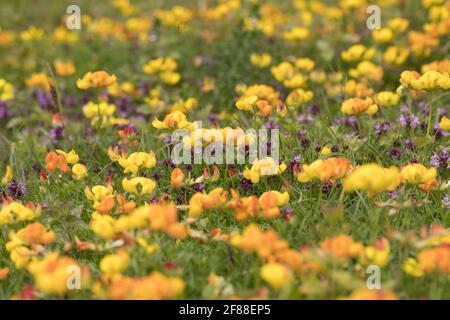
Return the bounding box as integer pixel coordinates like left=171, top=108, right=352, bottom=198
left=0, top=0, right=449, bottom=300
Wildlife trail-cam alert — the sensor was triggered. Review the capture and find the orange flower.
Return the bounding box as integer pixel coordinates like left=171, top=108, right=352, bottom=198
left=343, top=288, right=398, bottom=300
left=227, top=190, right=259, bottom=221
left=256, top=100, right=273, bottom=117
left=117, top=194, right=136, bottom=213
left=45, top=151, right=69, bottom=173
left=18, top=222, right=56, bottom=245
left=321, top=234, right=364, bottom=260
left=258, top=191, right=290, bottom=219
left=297, top=157, right=353, bottom=183
left=188, top=188, right=228, bottom=217
left=0, top=267, right=9, bottom=280
left=147, top=202, right=188, bottom=239
left=95, top=272, right=184, bottom=300
left=95, top=197, right=115, bottom=214
left=170, top=168, right=184, bottom=188
left=417, top=245, right=450, bottom=275
left=77, top=70, right=117, bottom=90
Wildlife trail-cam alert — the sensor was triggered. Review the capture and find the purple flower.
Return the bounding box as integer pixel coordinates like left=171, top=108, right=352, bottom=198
left=192, top=183, right=205, bottom=193
left=0, top=100, right=10, bottom=119
left=7, top=180, right=27, bottom=199
left=397, top=113, right=420, bottom=128
left=430, top=148, right=449, bottom=169
left=405, top=139, right=415, bottom=151
left=387, top=147, right=401, bottom=159
left=34, top=90, right=55, bottom=111
left=443, top=194, right=450, bottom=209
left=389, top=191, right=398, bottom=199
left=301, top=138, right=310, bottom=149
left=208, top=113, right=219, bottom=125
left=374, top=121, right=392, bottom=136
left=49, top=125, right=64, bottom=141
left=297, top=128, right=306, bottom=137
left=239, top=178, right=253, bottom=192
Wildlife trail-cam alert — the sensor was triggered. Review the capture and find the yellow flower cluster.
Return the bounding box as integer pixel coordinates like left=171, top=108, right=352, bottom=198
left=243, top=157, right=287, bottom=184
left=143, top=57, right=181, bottom=85
left=93, top=272, right=184, bottom=299
left=297, top=157, right=353, bottom=183
left=0, top=202, right=40, bottom=225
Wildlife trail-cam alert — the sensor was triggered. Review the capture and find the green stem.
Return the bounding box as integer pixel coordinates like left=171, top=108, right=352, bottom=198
left=426, top=93, right=433, bottom=137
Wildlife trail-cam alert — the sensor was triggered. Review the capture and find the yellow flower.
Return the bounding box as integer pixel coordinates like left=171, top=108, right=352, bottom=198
left=82, top=102, right=118, bottom=127
left=84, top=185, right=113, bottom=203
left=286, top=89, right=314, bottom=107
left=160, top=71, right=181, bottom=85
left=20, top=26, right=44, bottom=41
left=2, top=165, right=13, bottom=184
left=258, top=191, right=290, bottom=219
left=260, top=263, right=292, bottom=289
left=372, top=28, right=394, bottom=43
left=341, top=97, right=378, bottom=115
left=283, top=27, right=310, bottom=41
left=384, top=46, right=409, bottom=66
left=152, top=111, right=194, bottom=131
left=136, top=237, right=159, bottom=254
left=99, top=251, right=129, bottom=275
left=56, top=149, right=79, bottom=164
left=360, top=238, right=390, bottom=267
left=341, top=44, right=376, bottom=62
left=90, top=213, right=116, bottom=239
left=295, top=58, right=315, bottom=72
left=250, top=53, right=272, bottom=68
left=0, top=78, right=14, bottom=100
left=349, top=61, right=383, bottom=82
left=72, top=163, right=87, bottom=180
left=343, top=164, right=401, bottom=196
left=6, top=223, right=55, bottom=251
left=320, top=147, right=331, bottom=155
left=243, top=158, right=287, bottom=184
left=189, top=188, right=228, bottom=217
left=403, top=258, right=424, bottom=277
left=10, top=246, right=33, bottom=269
left=235, top=95, right=258, bottom=112
left=0, top=202, right=40, bottom=225
left=399, top=70, right=421, bottom=86
left=54, top=59, right=76, bottom=76
left=401, top=163, right=437, bottom=186
left=388, top=18, right=409, bottom=34
left=77, top=70, right=117, bottom=89
left=122, top=177, right=157, bottom=196
left=422, top=0, right=445, bottom=8
left=25, top=73, right=52, bottom=92
left=117, top=151, right=157, bottom=175
left=297, top=157, right=353, bottom=183
left=439, top=116, right=450, bottom=130
left=143, top=57, right=178, bottom=74
left=344, top=80, right=374, bottom=98
left=410, top=71, right=449, bottom=91
left=52, top=26, right=79, bottom=43
left=375, top=91, right=400, bottom=107
left=28, top=253, right=90, bottom=296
